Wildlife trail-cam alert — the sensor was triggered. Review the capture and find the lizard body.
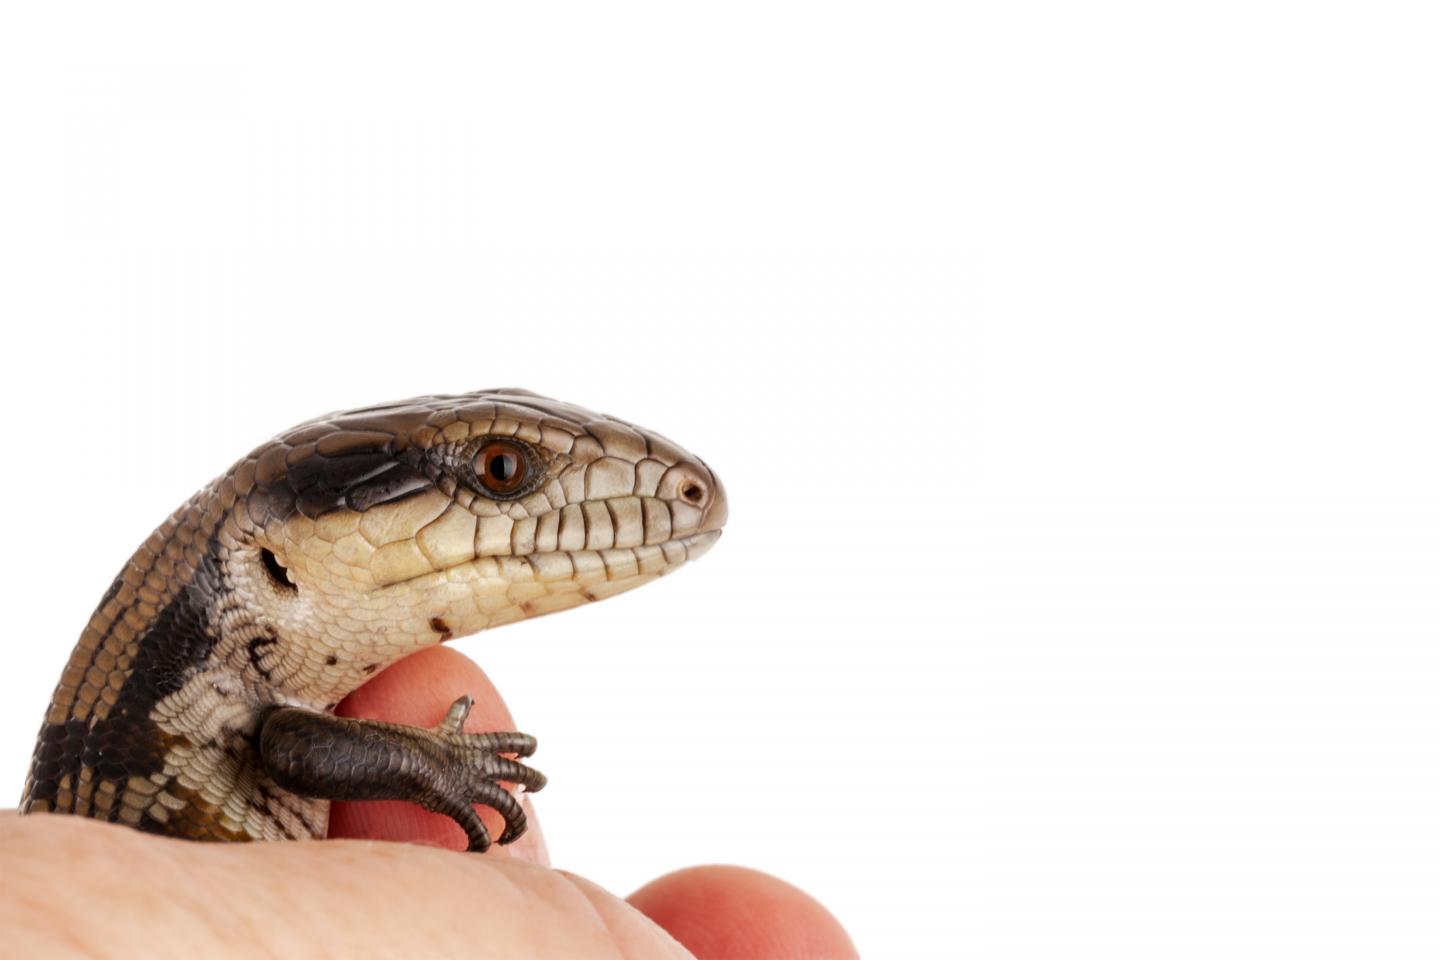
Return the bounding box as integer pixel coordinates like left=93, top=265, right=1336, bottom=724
left=21, top=389, right=726, bottom=850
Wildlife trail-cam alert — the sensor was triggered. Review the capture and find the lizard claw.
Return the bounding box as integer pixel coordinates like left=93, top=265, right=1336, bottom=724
left=428, top=696, right=546, bottom=852
left=436, top=695, right=473, bottom=734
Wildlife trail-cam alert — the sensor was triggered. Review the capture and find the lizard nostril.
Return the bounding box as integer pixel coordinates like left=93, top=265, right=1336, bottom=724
left=680, top=480, right=707, bottom=506
left=660, top=462, right=727, bottom=534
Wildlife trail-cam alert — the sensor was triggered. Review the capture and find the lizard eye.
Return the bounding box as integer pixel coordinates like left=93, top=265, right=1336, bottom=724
left=474, top=439, right=530, bottom=496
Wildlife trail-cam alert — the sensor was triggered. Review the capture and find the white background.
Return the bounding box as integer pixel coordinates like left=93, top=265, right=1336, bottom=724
left=2, top=3, right=1439, bottom=956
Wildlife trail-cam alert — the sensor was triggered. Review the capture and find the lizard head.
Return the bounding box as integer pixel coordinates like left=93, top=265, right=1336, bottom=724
left=220, top=389, right=726, bottom=698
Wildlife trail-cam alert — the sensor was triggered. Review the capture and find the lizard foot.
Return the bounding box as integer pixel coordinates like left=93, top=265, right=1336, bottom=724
left=423, top=695, right=548, bottom=852
left=258, top=698, right=547, bottom=853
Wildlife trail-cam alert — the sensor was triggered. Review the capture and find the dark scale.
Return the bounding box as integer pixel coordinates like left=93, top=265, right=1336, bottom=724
left=25, top=539, right=226, bottom=816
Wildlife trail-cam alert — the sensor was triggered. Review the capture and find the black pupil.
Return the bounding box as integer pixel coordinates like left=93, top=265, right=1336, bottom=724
left=488, top=451, right=518, bottom=483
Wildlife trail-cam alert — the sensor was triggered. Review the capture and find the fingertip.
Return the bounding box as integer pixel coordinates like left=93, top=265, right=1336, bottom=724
left=335, top=646, right=514, bottom=729
left=628, top=865, right=858, bottom=960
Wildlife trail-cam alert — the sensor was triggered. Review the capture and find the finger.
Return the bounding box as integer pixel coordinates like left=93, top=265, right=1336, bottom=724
left=629, top=866, right=858, bottom=960
left=327, top=646, right=549, bottom=864
left=0, top=813, right=686, bottom=960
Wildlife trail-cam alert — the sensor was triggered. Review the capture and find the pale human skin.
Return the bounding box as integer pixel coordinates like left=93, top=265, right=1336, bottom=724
left=2, top=647, right=857, bottom=960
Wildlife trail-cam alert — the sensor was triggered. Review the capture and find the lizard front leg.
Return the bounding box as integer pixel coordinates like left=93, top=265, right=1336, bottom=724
left=257, top=696, right=545, bottom=852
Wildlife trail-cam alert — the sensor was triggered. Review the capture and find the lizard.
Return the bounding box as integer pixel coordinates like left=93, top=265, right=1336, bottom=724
left=19, top=389, right=727, bottom=852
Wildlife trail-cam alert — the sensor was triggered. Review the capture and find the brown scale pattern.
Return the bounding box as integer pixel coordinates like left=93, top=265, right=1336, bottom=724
left=22, top=390, right=726, bottom=847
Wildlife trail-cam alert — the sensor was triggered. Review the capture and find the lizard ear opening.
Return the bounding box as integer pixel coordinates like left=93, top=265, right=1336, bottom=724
left=260, top=548, right=297, bottom=592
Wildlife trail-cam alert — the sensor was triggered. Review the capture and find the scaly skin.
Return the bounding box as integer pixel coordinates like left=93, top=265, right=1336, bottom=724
left=20, top=390, right=726, bottom=851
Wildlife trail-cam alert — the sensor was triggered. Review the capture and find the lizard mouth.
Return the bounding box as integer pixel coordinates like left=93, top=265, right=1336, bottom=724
left=672, top=529, right=723, bottom=559
left=361, top=529, right=722, bottom=636
left=377, top=529, right=722, bottom=595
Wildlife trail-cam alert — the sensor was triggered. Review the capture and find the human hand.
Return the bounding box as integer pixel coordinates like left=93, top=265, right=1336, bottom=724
left=1, top=647, right=856, bottom=959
